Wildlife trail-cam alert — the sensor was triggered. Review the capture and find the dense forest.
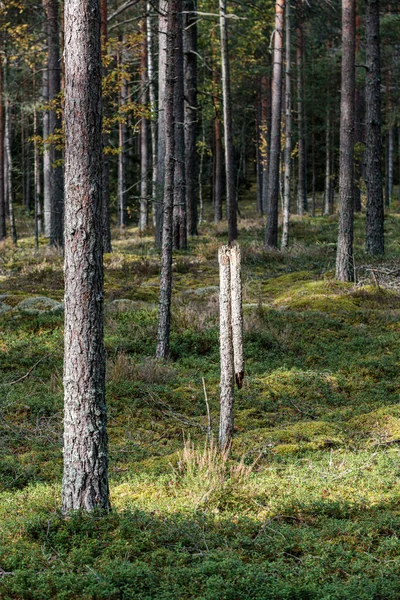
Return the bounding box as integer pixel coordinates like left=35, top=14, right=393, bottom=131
left=0, top=0, right=400, bottom=598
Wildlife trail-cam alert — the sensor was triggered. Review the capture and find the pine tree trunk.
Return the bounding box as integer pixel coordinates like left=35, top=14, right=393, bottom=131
left=147, top=2, right=158, bottom=227
left=354, top=12, right=362, bottom=212
left=33, top=100, right=41, bottom=248
left=265, top=0, right=285, bottom=249
left=183, top=0, right=198, bottom=237
left=156, top=0, right=177, bottom=360
left=219, top=0, right=237, bottom=244
left=335, top=0, right=356, bottom=281
left=281, top=0, right=291, bottom=250
left=118, top=65, right=127, bottom=229
left=172, top=2, right=187, bottom=250
left=101, top=0, right=112, bottom=252
left=296, top=25, right=307, bottom=215
left=4, top=69, right=17, bottom=246
left=212, top=50, right=223, bottom=223
left=21, top=110, right=27, bottom=213
left=139, top=18, right=149, bottom=231
left=62, top=0, right=109, bottom=514
left=0, top=54, right=5, bottom=242
left=218, top=246, right=234, bottom=449
left=45, top=0, right=64, bottom=247
left=260, top=74, right=270, bottom=216
left=42, top=1, right=51, bottom=237
left=386, top=126, right=394, bottom=207
left=256, top=89, right=263, bottom=215
left=365, top=0, right=384, bottom=255
left=155, top=0, right=168, bottom=247
left=324, top=109, right=331, bottom=215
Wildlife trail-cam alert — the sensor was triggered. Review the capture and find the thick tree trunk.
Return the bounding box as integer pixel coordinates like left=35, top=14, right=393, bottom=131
left=147, top=2, right=158, bottom=227
left=45, top=0, right=64, bottom=247
left=296, top=25, right=307, bottom=215
left=265, top=0, right=285, bottom=249
left=172, top=2, right=187, bottom=250
left=218, top=246, right=234, bottom=450
left=0, top=56, right=5, bottom=242
left=139, top=18, right=149, bottom=231
left=335, top=0, right=356, bottom=281
left=281, top=0, right=291, bottom=250
left=365, top=0, right=384, bottom=255
left=183, top=0, right=198, bottom=236
left=156, top=0, right=176, bottom=359
left=155, top=0, right=168, bottom=247
left=219, top=0, right=237, bottom=244
left=62, top=0, right=109, bottom=513
left=101, top=0, right=112, bottom=252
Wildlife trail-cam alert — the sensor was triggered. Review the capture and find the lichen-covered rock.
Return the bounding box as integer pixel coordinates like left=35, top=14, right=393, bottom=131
left=16, top=296, right=64, bottom=315
left=0, top=301, right=11, bottom=315
left=106, top=299, right=157, bottom=313
left=181, top=286, right=219, bottom=298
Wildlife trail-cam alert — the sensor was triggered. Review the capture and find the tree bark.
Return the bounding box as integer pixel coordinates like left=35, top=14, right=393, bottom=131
left=45, top=0, right=64, bottom=247
left=335, top=0, right=356, bottom=281
left=4, top=79, right=17, bottom=245
left=156, top=0, right=177, bottom=359
left=324, top=108, right=331, bottom=215
left=365, top=0, right=384, bottom=255
left=260, top=74, right=271, bottom=216
left=33, top=99, right=41, bottom=248
left=281, top=0, right=291, bottom=250
left=42, top=0, right=51, bottom=237
left=155, top=0, right=168, bottom=247
left=296, top=25, right=307, bottom=215
left=139, top=18, right=149, bottom=231
left=4, top=92, right=18, bottom=246
left=212, top=47, right=223, bottom=223
left=118, top=50, right=127, bottom=229
left=101, top=0, right=112, bottom=252
left=172, top=1, right=187, bottom=250
left=354, top=11, right=362, bottom=212
left=265, top=0, right=285, bottom=249
left=62, top=0, right=109, bottom=513
left=147, top=2, right=158, bottom=227
left=183, top=0, right=198, bottom=236
left=386, top=126, right=394, bottom=208
left=256, top=89, right=263, bottom=215
left=0, top=55, right=5, bottom=242
left=230, top=246, right=244, bottom=390
left=219, top=0, right=237, bottom=244
left=218, top=246, right=234, bottom=450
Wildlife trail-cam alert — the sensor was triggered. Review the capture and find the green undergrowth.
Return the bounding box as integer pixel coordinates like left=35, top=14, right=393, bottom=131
left=1, top=197, right=400, bottom=598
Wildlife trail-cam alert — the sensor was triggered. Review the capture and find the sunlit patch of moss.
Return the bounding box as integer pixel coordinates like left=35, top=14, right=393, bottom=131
left=348, top=407, right=400, bottom=443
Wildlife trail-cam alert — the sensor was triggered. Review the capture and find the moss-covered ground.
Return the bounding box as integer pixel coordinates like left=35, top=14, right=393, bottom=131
left=1, top=194, right=400, bottom=599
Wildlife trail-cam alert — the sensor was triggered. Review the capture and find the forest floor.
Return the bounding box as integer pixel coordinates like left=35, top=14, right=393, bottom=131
left=1, top=191, right=400, bottom=599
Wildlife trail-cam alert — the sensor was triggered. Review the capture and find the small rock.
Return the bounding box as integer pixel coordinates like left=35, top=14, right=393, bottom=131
left=0, top=301, right=11, bottom=315
left=16, top=296, right=64, bottom=315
